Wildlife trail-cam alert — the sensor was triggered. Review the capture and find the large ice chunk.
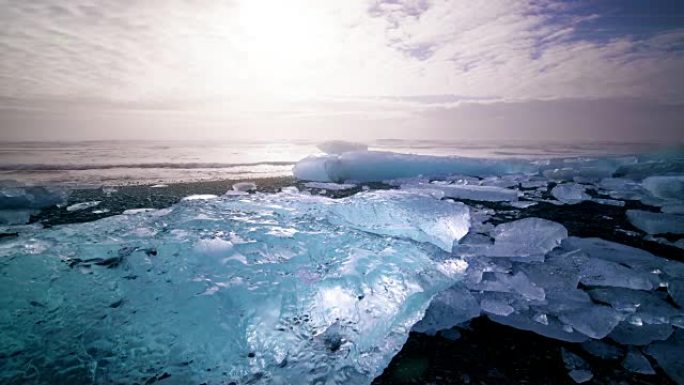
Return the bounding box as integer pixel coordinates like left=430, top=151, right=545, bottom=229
left=294, top=151, right=538, bottom=183
left=330, top=190, right=470, bottom=252
left=642, top=176, right=684, bottom=200
left=0, top=191, right=464, bottom=385
left=626, top=210, right=684, bottom=235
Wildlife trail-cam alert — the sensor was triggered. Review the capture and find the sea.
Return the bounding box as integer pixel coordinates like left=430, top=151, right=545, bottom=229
left=0, top=139, right=669, bottom=186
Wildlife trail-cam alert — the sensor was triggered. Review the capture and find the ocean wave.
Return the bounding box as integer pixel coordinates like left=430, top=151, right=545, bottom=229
left=0, top=161, right=295, bottom=171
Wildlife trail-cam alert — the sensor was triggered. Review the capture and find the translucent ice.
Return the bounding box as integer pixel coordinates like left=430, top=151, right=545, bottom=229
left=401, top=183, right=519, bottom=202
left=622, top=349, right=656, bottom=375
left=642, top=176, right=684, bottom=200
left=65, top=200, right=101, bottom=212
left=232, top=181, right=257, bottom=192
left=412, top=284, right=480, bottom=335
left=551, top=183, right=591, bottom=204
left=294, top=151, right=538, bottom=183
left=456, top=218, right=567, bottom=261
left=0, top=191, right=465, bottom=385
left=626, top=210, right=684, bottom=235
left=304, top=182, right=356, bottom=191
left=0, top=185, right=69, bottom=209
left=561, top=348, right=593, bottom=383
left=330, top=190, right=470, bottom=252
left=645, top=330, right=684, bottom=384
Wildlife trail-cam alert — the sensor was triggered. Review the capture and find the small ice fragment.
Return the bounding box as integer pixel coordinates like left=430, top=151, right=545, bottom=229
left=480, top=298, right=515, bottom=316
left=304, top=182, right=356, bottom=191
left=551, top=183, right=591, bottom=204
left=533, top=313, right=549, bottom=325
left=150, top=184, right=168, bottom=188
left=561, top=348, right=593, bottom=383
left=281, top=186, right=299, bottom=194
left=122, top=208, right=156, bottom=215
left=568, top=369, right=593, bottom=383
left=622, top=349, right=656, bottom=375
left=508, top=201, right=538, bottom=209
left=626, top=210, right=684, bottom=235
left=232, top=182, right=257, bottom=192
left=182, top=194, right=218, bottom=201
left=558, top=305, right=623, bottom=339
left=66, top=201, right=101, bottom=212
left=581, top=340, right=623, bottom=360
left=592, top=198, right=625, bottom=207
left=402, top=183, right=519, bottom=202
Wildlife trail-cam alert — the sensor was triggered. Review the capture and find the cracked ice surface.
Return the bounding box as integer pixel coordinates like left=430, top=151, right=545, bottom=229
left=0, top=190, right=469, bottom=385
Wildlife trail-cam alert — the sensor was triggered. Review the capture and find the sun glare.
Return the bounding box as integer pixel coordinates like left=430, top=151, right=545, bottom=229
left=237, top=0, right=337, bottom=98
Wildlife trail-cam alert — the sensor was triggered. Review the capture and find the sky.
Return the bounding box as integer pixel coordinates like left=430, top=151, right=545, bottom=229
left=1, top=0, right=683, bottom=142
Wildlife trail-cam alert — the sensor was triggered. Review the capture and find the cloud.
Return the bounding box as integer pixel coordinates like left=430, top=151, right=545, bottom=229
left=0, top=0, right=683, bottom=141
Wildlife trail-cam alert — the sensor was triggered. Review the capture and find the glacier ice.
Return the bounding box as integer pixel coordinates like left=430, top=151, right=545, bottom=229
left=0, top=190, right=466, bottom=385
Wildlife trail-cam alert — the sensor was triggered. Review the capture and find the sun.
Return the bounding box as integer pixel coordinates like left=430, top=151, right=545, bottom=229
left=236, top=0, right=338, bottom=98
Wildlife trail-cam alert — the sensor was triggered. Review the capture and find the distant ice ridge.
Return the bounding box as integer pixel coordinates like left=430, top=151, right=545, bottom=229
left=0, top=190, right=468, bottom=385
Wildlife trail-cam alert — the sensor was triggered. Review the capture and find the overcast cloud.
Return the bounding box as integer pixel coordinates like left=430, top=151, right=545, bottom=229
left=1, top=0, right=683, bottom=141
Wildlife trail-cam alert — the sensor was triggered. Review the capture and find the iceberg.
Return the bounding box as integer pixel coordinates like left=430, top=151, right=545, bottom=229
left=293, top=151, right=538, bottom=183
left=0, top=190, right=467, bottom=385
